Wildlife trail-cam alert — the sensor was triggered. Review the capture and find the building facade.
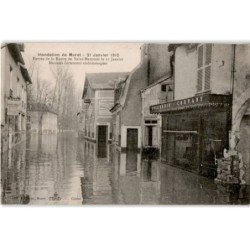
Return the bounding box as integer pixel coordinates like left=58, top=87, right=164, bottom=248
left=224, top=44, right=250, bottom=185
left=151, top=44, right=233, bottom=178
left=27, top=103, right=58, bottom=134
left=110, top=46, right=149, bottom=151
left=140, top=44, right=173, bottom=153
left=1, top=43, right=32, bottom=153
left=80, top=72, right=128, bottom=145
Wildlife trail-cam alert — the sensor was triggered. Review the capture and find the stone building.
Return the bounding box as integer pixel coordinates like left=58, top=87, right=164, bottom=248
left=151, top=44, right=234, bottom=178
left=220, top=44, right=250, bottom=185
left=110, top=46, right=149, bottom=151
left=1, top=43, right=32, bottom=153
left=80, top=72, right=128, bottom=145
left=110, top=44, right=173, bottom=153
left=140, top=44, right=173, bottom=153
left=27, top=103, right=58, bottom=134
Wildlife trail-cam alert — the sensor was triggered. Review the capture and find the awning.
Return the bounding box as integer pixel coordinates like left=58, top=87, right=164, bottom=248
left=150, top=94, right=232, bottom=114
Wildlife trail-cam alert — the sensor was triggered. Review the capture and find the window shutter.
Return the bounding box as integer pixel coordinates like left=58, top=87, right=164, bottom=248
left=204, top=66, right=211, bottom=90
left=198, top=45, right=203, bottom=68
left=205, top=44, right=212, bottom=65
left=197, top=69, right=203, bottom=92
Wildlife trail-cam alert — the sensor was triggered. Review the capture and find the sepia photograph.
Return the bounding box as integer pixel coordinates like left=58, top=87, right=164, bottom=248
left=1, top=1, right=250, bottom=250
left=1, top=42, right=250, bottom=205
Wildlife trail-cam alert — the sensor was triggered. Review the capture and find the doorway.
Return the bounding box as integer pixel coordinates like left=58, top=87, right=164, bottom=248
left=98, top=125, right=107, bottom=144
left=97, top=125, right=108, bottom=157
left=127, top=128, right=138, bottom=151
left=147, top=126, right=153, bottom=146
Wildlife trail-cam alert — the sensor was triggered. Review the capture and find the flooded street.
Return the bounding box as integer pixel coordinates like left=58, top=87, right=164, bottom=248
left=1, top=132, right=249, bottom=205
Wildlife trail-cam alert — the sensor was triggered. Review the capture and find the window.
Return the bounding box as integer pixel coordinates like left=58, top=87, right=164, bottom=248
left=161, top=84, right=167, bottom=92
left=145, top=120, right=157, bottom=124
left=197, top=44, right=212, bottom=92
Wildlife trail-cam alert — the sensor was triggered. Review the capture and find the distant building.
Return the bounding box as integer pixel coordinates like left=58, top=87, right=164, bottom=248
left=150, top=43, right=250, bottom=184
left=80, top=72, right=129, bottom=145
left=27, top=103, right=58, bottom=134
left=1, top=43, right=32, bottom=152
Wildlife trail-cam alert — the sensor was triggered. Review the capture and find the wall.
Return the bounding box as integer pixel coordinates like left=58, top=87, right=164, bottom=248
left=175, top=46, right=197, bottom=100
left=141, top=84, right=162, bottom=148
left=211, top=44, right=232, bottom=94
left=121, top=59, right=148, bottom=127
left=174, top=44, right=233, bottom=101
left=148, top=44, right=172, bottom=84
left=1, top=47, right=6, bottom=125
left=232, top=44, right=250, bottom=133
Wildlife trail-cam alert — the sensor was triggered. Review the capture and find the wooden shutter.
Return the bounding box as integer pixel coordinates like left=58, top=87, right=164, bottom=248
left=197, top=44, right=212, bottom=92
left=205, top=44, right=212, bottom=65
left=197, top=69, right=203, bottom=92
left=204, top=66, right=211, bottom=90
left=198, top=45, right=203, bottom=68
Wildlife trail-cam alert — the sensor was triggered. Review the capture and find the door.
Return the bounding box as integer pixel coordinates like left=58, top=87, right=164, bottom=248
left=127, top=128, right=138, bottom=150
left=97, top=125, right=107, bottom=157
left=148, top=126, right=153, bottom=146
left=98, top=125, right=107, bottom=144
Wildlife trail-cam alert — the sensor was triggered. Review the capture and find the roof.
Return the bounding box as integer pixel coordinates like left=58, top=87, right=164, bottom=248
left=141, top=74, right=172, bottom=93
left=20, top=64, right=32, bottom=84
left=85, top=72, right=129, bottom=90
left=7, top=43, right=25, bottom=65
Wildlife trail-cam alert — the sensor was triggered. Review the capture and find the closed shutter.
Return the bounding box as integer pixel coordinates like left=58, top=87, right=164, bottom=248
left=197, top=45, right=204, bottom=92
left=197, top=69, right=203, bottom=92
left=204, top=65, right=211, bottom=90
left=198, top=45, right=203, bottom=68
left=197, top=44, right=212, bottom=92
left=205, top=44, right=212, bottom=65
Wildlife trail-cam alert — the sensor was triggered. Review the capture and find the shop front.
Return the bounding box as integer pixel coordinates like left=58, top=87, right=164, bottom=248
left=150, top=94, right=232, bottom=178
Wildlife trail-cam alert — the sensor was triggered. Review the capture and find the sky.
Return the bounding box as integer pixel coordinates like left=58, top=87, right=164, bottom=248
left=23, top=43, right=143, bottom=94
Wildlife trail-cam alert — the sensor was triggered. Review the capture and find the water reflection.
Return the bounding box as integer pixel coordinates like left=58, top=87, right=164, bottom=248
left=1, top=132, right=249, bottom=205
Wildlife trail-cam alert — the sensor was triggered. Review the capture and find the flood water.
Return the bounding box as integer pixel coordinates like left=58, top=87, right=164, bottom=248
left=1, top=132, right=249, bottom=205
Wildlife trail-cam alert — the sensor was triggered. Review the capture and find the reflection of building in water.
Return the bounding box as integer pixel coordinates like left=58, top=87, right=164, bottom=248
left=110, top=149, right=162, bottom=205
left=1, top=140, right=29, bottom=204
left=25, top=135, right=59, bottom=202
left=118, top=152, right=141, bottom=204
left=139, top=160, right=161, bottom=204
left=80, top=141, right=113, bottom=204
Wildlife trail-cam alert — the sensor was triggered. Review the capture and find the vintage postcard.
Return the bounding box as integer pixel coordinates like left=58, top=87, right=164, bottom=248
left=1, top=42, right=249, bottom=205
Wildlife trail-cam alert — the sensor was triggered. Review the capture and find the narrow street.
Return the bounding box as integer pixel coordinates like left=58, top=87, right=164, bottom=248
left=1, top=132, right=249, bottom=205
